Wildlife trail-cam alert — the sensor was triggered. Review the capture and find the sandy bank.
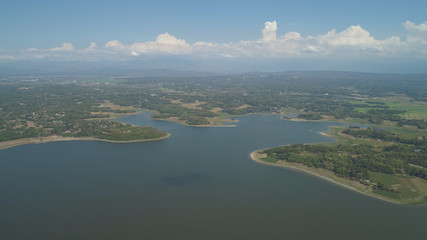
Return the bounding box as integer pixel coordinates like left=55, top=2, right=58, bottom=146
left=250, top=150, right=400, bottom=205
left=0, top=133, right=170, bottom=150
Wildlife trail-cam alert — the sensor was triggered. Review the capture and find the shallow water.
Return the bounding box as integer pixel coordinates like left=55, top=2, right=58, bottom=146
left=1, top=112, right=426, bottom=239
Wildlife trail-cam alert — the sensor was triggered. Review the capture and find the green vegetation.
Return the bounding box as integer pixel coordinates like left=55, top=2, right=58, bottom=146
left=1, top=71, right=426, bottom=141
left=149, top=104, right=217, bottom=125
left=296, top=113, right=323, bottom=120
left=0, top=72, right=427, bottom=204
left=351, top=99, right=427, bottom=119
left=0, top=84, right=168, bottom=144
left=261, top=127, right=427, bottom=204
left=384, top=101, right=427, bottom=119
left=63, top=121, right=168, bottom=141
left=1, top=71, right=427, bottom=203
left=349, top=99, right=427, bottom=128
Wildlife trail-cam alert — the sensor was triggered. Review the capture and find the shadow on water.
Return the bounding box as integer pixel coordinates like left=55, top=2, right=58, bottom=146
left=162, top=173, right=211, bottom=187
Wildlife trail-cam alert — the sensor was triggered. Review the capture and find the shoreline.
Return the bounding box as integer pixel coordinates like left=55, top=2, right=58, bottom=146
left=139, top=108, right=238, bottom=127
left=250, top=150, right=401, bottom=205
left=0, top=133, right=170, bottom=150
left=284, top=115, right=363, bottom=125
left=149, top=116, right=238, bottom=128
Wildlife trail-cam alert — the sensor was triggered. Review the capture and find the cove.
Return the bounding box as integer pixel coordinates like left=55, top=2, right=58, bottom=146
left=1, top=112, right=426, bottom=240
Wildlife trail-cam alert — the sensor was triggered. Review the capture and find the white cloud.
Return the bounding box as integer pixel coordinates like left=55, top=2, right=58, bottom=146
left=193, top=42, right=217, bottom=48
left=105, top=40, right=125, bottom=49
left=404, top=21, right=427, bottom=34
left=403, top=21, right=427, bottom=47
left=131, top=33, right=192, bottom=54
left=4, top=20, right=427, bottom=61
left=105, top=33, right=192, bottom=55
left=83, top=42, right=98, bottom=51
left=27, top=48, right=40, bottom=52
left=130, top=51, right=139, bottom=56
left=155, top=32, right=187, bottom=46
left=303, top=46, right=320, bottom=53
left=317, top=25, right=377, bottom=47
left=262, top=21, right=277, bottom=42
left=191, top=22, right=404, bottom=58
left=308, top=25, right=406, bottom=55
left=280, top=32, right=302, bottom=41
left=50, top=42, right=74, bottom=51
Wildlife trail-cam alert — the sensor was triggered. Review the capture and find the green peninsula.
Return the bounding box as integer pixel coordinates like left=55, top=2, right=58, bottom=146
left=252, top=127, right=427, bottom=205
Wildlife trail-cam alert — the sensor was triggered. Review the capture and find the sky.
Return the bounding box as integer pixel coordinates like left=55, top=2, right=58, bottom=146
left=1, top=0, right=427, bottom=73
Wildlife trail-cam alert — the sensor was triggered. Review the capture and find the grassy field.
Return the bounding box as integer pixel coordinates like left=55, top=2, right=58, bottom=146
left=384, top=101, right=427, bottom=119
left=348, top=97, right=427, bottom=139
left=318, top=127, right=427, bottom=204
left=350, top=100, right=381, bottom=114
left=383, top=125, right=427, bottom=139
left=369, top=171, right=427, bottom=204
left=350, top=98, right=427, bottom=120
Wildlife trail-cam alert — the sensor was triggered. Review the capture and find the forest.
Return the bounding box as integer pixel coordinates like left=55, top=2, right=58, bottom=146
left=263, top=127, right=426, bottom=180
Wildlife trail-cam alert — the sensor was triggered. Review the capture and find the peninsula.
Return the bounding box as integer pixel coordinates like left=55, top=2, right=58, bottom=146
left=251, top=126, right=427, bottom=205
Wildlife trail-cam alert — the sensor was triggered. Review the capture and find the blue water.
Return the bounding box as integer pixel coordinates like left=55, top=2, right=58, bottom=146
left=1, top=112, right=426, bottom=239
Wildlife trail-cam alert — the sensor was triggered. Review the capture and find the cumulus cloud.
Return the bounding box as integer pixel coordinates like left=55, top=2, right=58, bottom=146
left=404, top=21, right=427, bottom=34
left=209, top=22, right=403, bottom=58
left=317, top=25, right=377, bottom=47
left=105, top=40, right=125, bottom=49
left=50, top=42, right=74, bottom=51
left=262, top=21, right=277, bottom=42
left=156, top=32, right=187, bottom=45
left=4, top=20, right=427, bottom=61
left=132, top=33, right=192, bottom=54
left=193, top=22, right=405, bottom=58
left=280, top=32, right=302, bottom=41
left=194, top=42, right=217, bottom=47
left=105, top=33, right=192, bottom=55
left=310, top=25, right=406, bottom=55
left=403, top=21, right=427, bottom=47
left=83, top=42, right=98, bottom=51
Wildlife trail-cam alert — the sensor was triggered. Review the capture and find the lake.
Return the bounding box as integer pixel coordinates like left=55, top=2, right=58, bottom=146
left=1, top=112, right=426, bottom=239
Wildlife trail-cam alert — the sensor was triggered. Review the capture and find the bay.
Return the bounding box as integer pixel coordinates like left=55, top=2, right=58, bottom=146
left=1, top=112, right=426, bottom=239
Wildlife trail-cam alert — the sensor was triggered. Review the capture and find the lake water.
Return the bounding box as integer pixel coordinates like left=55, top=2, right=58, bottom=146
left=1, top=112, right=426, bottom=239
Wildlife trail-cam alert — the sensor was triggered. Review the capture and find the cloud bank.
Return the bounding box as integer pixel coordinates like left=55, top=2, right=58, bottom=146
left=2, top=20, right=427, bottom=61
left=105, top=32, right=192, bottom=55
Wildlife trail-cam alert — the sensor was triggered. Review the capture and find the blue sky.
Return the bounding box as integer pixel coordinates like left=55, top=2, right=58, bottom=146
left=1, top=0, right=427, bottom=73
